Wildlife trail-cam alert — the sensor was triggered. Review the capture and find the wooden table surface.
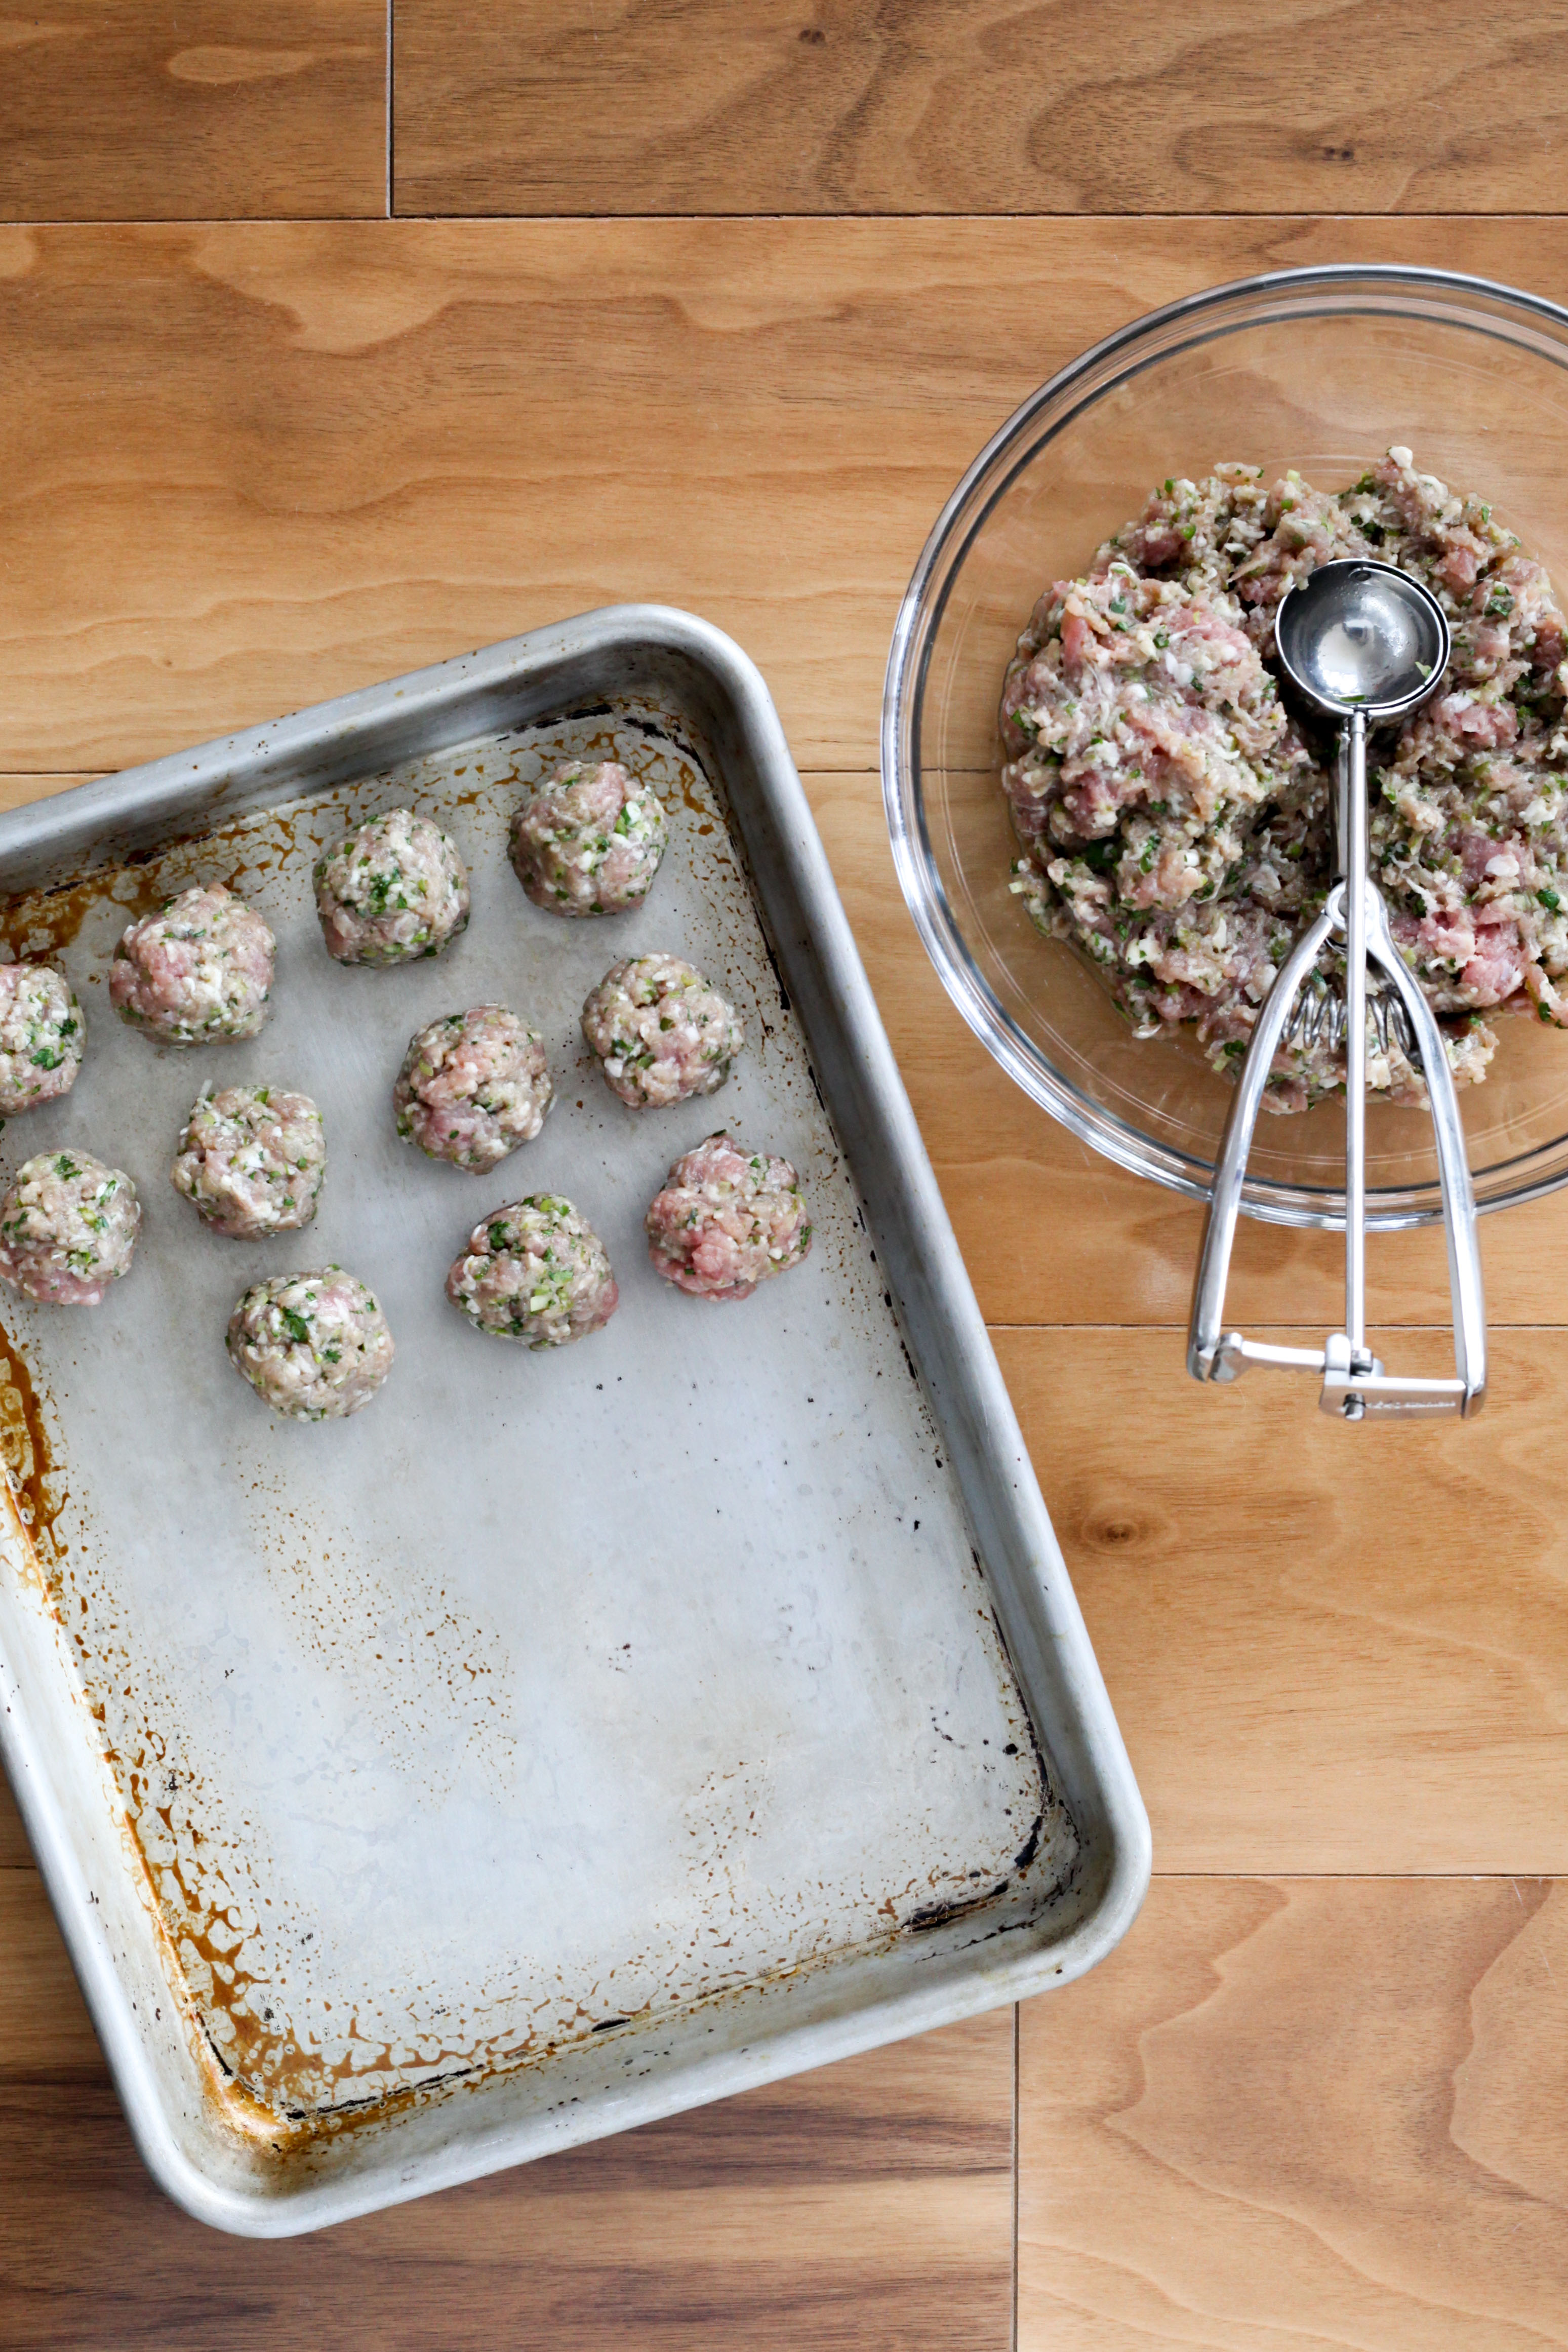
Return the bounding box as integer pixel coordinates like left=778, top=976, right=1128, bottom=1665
left=4, top=7, right=1568, bottom=2344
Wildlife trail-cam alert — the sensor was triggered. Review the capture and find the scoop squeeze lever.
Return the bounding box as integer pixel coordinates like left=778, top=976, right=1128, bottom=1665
left=1187, top=557, right=1486, bottom=1422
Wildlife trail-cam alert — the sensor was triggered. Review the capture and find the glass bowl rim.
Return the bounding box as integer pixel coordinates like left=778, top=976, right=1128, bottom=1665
left=880, top=261, right=1568, bottom=1232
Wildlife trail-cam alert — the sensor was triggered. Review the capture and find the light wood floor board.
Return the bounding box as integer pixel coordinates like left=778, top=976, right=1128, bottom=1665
left=0, top=1981, right=1013, bottom=2350
left=0, top=1769, right=31, bottom=1870
left=1018, top=1876, right=1568, bottom=2348
left=998, top=1324, right=1568, bottom=1872
left=6, top=215, right=1568, bottom=777
left=391, top=0, right=1568, bottom=220
left=0, top=2, right=386, bottom=222
left=0, top=1868, right=103, bottom=2073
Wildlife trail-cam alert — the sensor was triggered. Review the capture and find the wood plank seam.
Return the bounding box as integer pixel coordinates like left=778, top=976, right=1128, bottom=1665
left=15, top=212, right=1568, bottom=227
left=373, top=210, right=1568, bottom=223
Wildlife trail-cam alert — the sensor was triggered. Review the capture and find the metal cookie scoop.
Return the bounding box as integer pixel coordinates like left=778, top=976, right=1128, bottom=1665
left=1187, top=558, right=1486, bottom=1421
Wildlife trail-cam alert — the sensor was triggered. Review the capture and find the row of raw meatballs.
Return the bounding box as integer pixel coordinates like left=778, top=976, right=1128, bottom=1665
left=0, top=764, right=667, bottom=1098
left=0, top=764, right=707, bottom=1119
left=0, top=1132, right=811, bottom=1420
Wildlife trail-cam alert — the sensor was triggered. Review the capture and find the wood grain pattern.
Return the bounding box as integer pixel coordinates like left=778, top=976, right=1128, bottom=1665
left=391, top=0, right=1568, bottom=219
left=0, top=1869, right=103, bottom=2074
left=999, top=1324, right=1568, bottom=1872
left=8, top=215, right=1568, bottom=778
left=0, top=1954, right=1013, bottom=2349
left=0, top=3, right=386, bottom=222
left=1018, top=1877, right=1568, bottom=2348
left=0, top=1772, right=31, bottom=1870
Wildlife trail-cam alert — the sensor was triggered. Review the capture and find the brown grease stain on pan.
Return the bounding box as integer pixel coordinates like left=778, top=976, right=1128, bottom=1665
left=0, top=789, right=333, bottom=969
left=0, top=869, right=161, bottom=966
left=0, top=1323, right=69, bottom=1579
left=0, top=1315, right=463, bottom=2156
left=1, top=847, right=273, bottom=969
left=0, top=1330, right=300, bottom=2142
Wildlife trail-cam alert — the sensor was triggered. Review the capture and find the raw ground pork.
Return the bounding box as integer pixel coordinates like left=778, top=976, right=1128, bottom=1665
left=645, top=1133, right=812, bottom=1301
left=110, top=883, right=274, bottom=1046
left=171, top=1084, right=326, bottom=1239
left=509, top=762, right=668, bottom=916
left=1001, top=447, right=1568, bottom=1110
left=0, top=1150, right=139, bottom=1305
left=226, top=1267, right=394, bottom=1419
left=313, top=808, right=470, bottom=966
left=580, top=953, right=744, bottom=1108
left=394, top=1006, right=552, bottom=1171
left=447, top=1196, right=618, bottom=1347
left=0, top=965, right=85, bottom=1113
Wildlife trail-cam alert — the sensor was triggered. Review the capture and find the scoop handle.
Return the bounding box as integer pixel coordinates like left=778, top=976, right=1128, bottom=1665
left=1187, top=898, right=1339, bottom=1383
left=1363, top=887, right=1486, bottom=1414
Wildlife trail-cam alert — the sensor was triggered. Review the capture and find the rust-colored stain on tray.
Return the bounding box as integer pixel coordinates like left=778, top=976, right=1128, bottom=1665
left=0, top=1320, right=68, bottom=1583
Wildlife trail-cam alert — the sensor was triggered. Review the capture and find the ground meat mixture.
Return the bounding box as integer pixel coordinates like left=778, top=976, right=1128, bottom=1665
left=393, top=1006, right=552, bottom=1171
left=1001, top=447, right=1568, bottom=1110
left=508, top=761, right=669, bottom=916
left=0, top=1151, right=139, bottom=1306
left=645, top=1133, right=812, bottom=1301
left=580, top=953, right=744, bottom=1108
left=226, top=1267, right=394, bottom=1419
left=314, top=808, right=470, bottom=966
left=0, top=965, right=85, bottom=1113
left=110, top=883, right=274, bottom=1046
left=171, top=1085, right=326, bottom=1239
left=447, top=1197, right=619, bottom=1347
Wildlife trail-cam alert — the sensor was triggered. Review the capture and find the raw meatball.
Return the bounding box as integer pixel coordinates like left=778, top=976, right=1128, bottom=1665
left=0, top=1150, right=139, bottom=1306
left=171, top=1085, right=326, bottom=1240
left=109, top=883, right=274, bottom=1045
left=393, top=1006, right=552, bottom=1172
left=313, top=808, right=470, bottom=966
left=0, top=964, right=85, bottom=1114
left=508, top=761, right=668, bottom=916
left=645, top=1134, right=812, bottom=1302
left=226, top=1267, right=394, bottom=1420
left=581, top=953, right=744, bottom=1108
left=447, top=1196, right=618, bottom=1348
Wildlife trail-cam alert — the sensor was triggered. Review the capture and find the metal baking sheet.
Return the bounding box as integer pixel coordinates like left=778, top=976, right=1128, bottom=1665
left=0, top=606, right=1148, bottom=2235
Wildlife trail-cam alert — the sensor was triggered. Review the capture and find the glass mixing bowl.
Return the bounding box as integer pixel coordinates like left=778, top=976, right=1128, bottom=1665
left=882, top=265, right=1568, bottom=1229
